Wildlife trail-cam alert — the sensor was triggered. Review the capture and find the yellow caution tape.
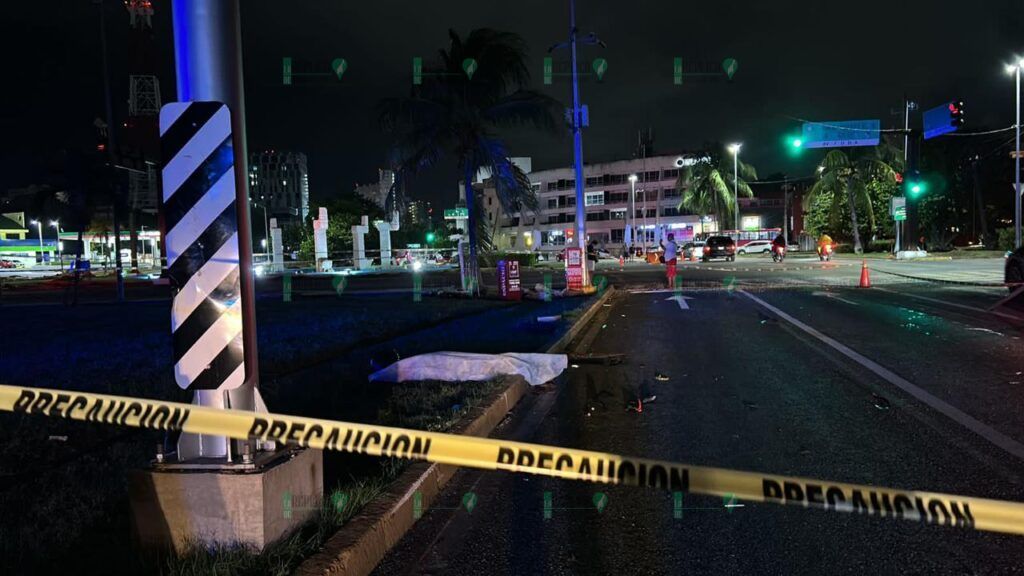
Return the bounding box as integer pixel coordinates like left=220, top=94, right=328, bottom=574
left=3, top=384, right=1024, bottom=536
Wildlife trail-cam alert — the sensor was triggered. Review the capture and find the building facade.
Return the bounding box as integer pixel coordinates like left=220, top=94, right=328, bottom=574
left=354, top=169, right=395, bottom=210
left=407, top=199, right=432, bottom=227
left=248, top=150, right=310, bottom=225
left=483, top=154, right=716, bottom=255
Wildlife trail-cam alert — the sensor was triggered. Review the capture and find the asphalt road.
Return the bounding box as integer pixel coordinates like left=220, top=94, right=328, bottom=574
left=372, top=265, right=1024, bottom=574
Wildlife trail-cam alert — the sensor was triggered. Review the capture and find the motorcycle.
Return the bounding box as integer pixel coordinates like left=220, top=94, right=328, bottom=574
left=818, top=243, right=833, bottom=262
left=771, top=244, right=786, bottom=263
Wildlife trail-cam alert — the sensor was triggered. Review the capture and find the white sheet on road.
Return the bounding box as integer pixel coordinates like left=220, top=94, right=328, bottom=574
left=368, top=352, right=568, bottom=386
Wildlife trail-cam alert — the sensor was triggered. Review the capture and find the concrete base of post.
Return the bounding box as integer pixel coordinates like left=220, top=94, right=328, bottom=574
left=127, top=447, right=323, bottom=555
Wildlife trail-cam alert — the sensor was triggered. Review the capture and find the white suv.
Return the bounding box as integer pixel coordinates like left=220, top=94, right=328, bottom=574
left=737, top=240, right=772, bottom=255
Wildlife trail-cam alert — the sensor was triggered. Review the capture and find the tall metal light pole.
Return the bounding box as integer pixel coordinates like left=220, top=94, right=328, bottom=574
left=254, top=200, right=269, bottom=255
left=51, top=220, right=61, bottom=264
left=1009, top=61, right=1024, bottom=249
left=628, top=173, right=637, bottom=257
left=568, top=0, right=588, bottom=285
left=171, top=0, right=260, bottom=458
left=30, top=220, right=44, bottom=263
left=549, top=0, right=602, bottom=286
left=728, top=143, right=742, bottom=233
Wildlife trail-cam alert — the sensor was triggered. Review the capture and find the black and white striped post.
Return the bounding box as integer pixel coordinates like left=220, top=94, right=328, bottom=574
left=162, top=0, right=264, bottom=462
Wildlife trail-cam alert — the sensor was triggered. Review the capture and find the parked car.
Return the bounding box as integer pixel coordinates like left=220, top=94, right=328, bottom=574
left=682, top=241, right=706, bottom=260
left=702, top=235, right=736, bottom=262
left=737, top=240, right=772, bottom=255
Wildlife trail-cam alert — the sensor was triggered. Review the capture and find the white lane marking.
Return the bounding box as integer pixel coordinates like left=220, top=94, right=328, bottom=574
left=967, top=327, right=1005, bottom=337
left=740, top=289, right=1024, bottom=463
left=665, top=295, right=693, bottom=310
left=811, top=291, right=860, bottom=306
left=873, top=286, right=1021, bottom=321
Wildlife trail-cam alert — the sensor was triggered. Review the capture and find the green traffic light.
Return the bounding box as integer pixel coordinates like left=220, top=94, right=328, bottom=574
left=792, top=138, right=802, bottom=148
left=426, top=232, right=436, bottom=243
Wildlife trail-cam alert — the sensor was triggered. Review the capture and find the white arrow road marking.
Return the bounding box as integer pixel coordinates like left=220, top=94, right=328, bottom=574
left=665, top=295, right=694, bottom=310
left=811, top=291, right=860, bottom=306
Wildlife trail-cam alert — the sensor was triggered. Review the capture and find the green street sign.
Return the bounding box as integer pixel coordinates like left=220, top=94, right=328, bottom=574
left=891, top=196, right=907, bottom=221
left=444, top=207, right=469, bottom=219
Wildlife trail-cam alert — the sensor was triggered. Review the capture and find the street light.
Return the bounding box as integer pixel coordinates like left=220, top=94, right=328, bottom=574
left=1006, top=59, right=1024, bottom=248
left=727, top=143, right=742, bottom=233
left=30, top=219, right=44, bottom=264
left=628, top=174, right=637, bottom=254
left=51, top=220, right=61, bottom=264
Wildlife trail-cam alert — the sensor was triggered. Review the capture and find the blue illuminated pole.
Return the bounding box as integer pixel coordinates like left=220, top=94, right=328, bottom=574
left=569, top=0, right=588, bottom=286
left=171, top=0, right=259, bottom=436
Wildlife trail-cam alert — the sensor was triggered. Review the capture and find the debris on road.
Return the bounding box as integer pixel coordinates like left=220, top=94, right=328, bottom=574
left=569, top=353, right=625, bottom=366
left=654, top=372, right=670, bottom=381
left=872, top=393, right=891, bottom=410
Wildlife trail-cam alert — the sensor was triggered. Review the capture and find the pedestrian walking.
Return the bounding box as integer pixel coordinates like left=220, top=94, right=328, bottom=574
left=661, top=233, right=678, bottom=288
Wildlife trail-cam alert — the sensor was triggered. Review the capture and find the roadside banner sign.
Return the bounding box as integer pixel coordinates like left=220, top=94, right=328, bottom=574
left=891, top=196, right=907, bottom=221
left=565, top=247, right=583, bottom=291
left=801, top=120, right=880, bottom=149
left=497, top=259, right=522, bottom=301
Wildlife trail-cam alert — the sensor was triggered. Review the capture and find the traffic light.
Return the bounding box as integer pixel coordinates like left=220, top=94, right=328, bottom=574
left=425, top=231, right=436, bottom=244
left=783, top=134, right=804, bottom=157
left=949, top=99, right=964, bottom=128
left=905, top=171, right=926, bottom=198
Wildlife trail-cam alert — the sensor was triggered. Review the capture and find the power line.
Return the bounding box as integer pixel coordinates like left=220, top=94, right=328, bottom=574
left=785, top=114, right=1017, bottom=138
left=942, top=125, right=1016, bottom=136
left=782, top=114, right=905, bottom=134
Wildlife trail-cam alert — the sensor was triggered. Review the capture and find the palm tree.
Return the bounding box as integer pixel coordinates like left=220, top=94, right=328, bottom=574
left=806, top=144, right=902, bottom=253
left=379, top=29, right=563, bottom=293
left=675, top=148, right=756, bottom=229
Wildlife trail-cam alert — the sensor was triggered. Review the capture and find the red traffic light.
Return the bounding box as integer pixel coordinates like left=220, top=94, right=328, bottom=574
left=895, top=172, right=904, bottom=184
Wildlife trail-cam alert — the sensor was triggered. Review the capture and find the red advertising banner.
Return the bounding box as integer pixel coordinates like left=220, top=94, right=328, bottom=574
left=565, top=247, right=583, bottom=291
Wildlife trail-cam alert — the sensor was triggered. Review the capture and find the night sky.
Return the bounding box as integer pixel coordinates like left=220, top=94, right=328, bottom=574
left=3, top=1, right=1022, bottom=209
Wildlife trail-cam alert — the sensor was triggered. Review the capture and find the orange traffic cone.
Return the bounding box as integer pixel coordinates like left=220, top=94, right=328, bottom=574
left=859, top=259, right=872, bottom=288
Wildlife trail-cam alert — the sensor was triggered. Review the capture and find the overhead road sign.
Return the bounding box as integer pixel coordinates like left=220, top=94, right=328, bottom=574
left=801, top=120, right=881, bottom=149
left=923, top=101, right=961, bottom=139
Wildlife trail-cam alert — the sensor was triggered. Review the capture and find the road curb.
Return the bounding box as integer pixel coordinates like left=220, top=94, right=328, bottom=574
left=294, top=287, right=616, bottom=576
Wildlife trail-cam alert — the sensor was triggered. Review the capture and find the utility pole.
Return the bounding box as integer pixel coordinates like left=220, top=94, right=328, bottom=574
left=170, top=0, right=260, bottom=458
left=96, top=0, right=125, bottom=301
left=1015, top=65, right=1021, bottom=249
left=568, top=0, right=588, bottom=286
left=902, top=98, right=919, bottom=253
left=550, top=0, right=602, bottom=287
